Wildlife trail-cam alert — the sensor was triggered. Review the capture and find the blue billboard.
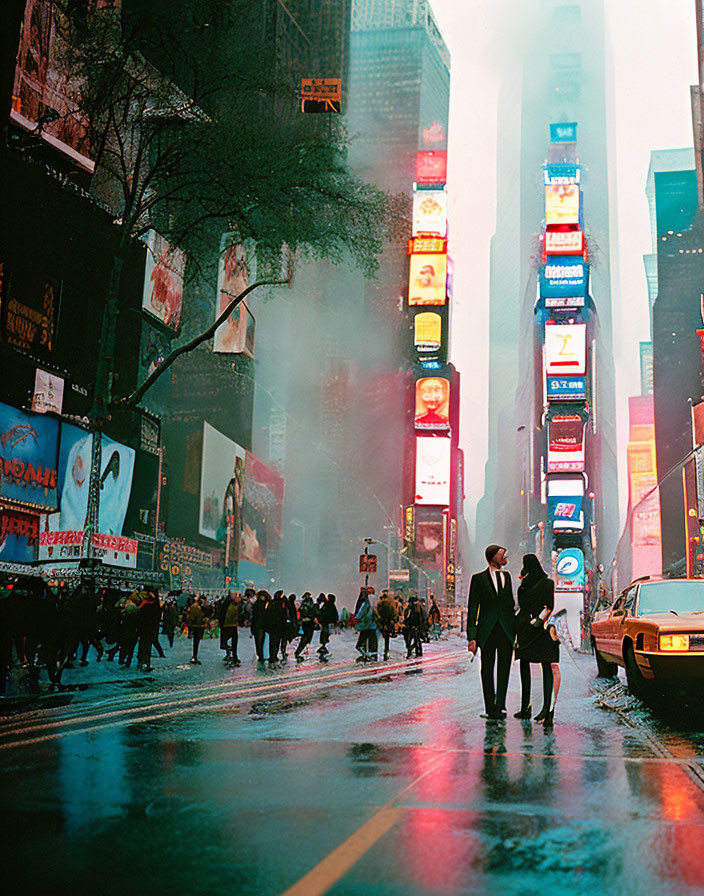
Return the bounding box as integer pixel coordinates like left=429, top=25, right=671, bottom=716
left=555, top=548, right=586, bottom=590
left=0, top=402, right=59, bottom=510
left=547, top=376, right=586, bottom=401
left=540, top=258, right=589, bottom=299
left=545, top=163, right=580, bottom=184
left=550, top=122, right=578, bottom=143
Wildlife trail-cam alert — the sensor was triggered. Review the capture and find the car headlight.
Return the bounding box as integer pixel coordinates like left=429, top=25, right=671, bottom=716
left=659, top=634, right=689, bottom=651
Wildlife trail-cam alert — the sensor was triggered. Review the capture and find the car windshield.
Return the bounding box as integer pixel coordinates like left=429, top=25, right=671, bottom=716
left=637, top=581, right=704, bottom=616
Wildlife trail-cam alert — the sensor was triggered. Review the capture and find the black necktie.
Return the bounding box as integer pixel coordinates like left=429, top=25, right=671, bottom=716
left=495, top=571, right=501, bottom=593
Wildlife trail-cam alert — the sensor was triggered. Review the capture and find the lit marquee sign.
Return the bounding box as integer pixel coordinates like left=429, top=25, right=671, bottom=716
left=408, top=252, right=447, bottom=306
left=407, top=235, right=447, bottom=255
left=545, top=185, right=580, bottom=226
left=412, top=189, right=448, bottom=237
left=548, top=414, right=586, bottom=472
left=545, top=163, right=580, bottom=185
left=539, top=259, right=588, bottom=300
left=544, top=230, right=584, bottom=256
left=545, top=323, right=587, bottom=376
left=414, top=312, right=442, bottom=352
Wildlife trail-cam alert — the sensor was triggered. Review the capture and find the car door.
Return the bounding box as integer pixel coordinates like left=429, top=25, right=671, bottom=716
left=605, top=586, right=638, bottom=661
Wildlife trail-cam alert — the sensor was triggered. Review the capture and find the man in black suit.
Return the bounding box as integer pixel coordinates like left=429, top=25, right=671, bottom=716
left=467, top=544, right=516, bottom=720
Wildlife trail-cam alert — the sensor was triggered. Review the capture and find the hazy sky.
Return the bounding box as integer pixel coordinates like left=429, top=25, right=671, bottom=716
left=430, top=0, right=699, bottom=540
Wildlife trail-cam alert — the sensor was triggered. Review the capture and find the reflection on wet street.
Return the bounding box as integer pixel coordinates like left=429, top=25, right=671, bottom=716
left=2, top=643, right=704, bottom=896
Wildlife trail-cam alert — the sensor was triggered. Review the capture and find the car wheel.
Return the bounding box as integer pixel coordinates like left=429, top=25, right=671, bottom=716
left=594, top=645, right=618, bottom=678
left=624, top=644, right=651, bottom=702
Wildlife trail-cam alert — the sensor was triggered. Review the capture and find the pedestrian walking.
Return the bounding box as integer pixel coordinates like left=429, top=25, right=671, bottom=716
left=354, top=589, right=378, bottom=661
left=137, top=588, right=162, bottom=672
left=283, top=593, right=299, bottom=657
left=264, top=590, right=287, bottom=665
left=251, top=590, right=268, bottom=664
left=376, top=591, right=398, bottom=660
left=514, top=553, right=560, bottom=727
left=467, top=544, right=516, bottom=720
left=162, top=599, right=178, bottom=648
left=218, top=591, right=242, bottom=666
left=295, top=592, right=317, bottom=661
left=186, top=596, right=206, bottom=664
left=428, top=595, right=442, bottom=640
left=403, top=595, right=423, bottom=658
left=317, top=593, right=338, bottom=658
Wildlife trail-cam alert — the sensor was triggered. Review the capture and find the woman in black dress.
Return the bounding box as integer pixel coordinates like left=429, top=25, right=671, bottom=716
left=514, top=554, right=560, bottom=727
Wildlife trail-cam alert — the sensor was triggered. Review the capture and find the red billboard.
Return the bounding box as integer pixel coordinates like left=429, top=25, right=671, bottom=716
left=416, top=150, right=447, bottom=184
left=415, top=377, right=450, bottom=430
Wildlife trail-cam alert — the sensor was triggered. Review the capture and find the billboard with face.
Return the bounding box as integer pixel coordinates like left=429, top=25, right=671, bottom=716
left=408, top=253, right=447, bottom=306
left=545, top=323, right=587, bottom=376
left=142, top=231, right=185, bottom=331
left=415, top=376, right=450, bottom=430
left=415, top=437, right=451, bottom=506
left=545, top=185, right=580, bottom=225
left=415, top=520, right=444, bottom=571
left=51, top=424, right=135, bottom=535
left=199, top=422, right=246, bottom=542
left=0, top=401, right=59, bottom=510
left=239, top=451, right=284, bottom=573
left=214, top=235, right=255, bottom=356
left=548, top=415, right=586, bottom=472
left=412, top=190, right=448, bottom=236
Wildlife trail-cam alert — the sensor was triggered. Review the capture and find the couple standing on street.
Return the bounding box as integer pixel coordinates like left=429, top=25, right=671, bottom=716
left=467, top=544, right=561, bottom=727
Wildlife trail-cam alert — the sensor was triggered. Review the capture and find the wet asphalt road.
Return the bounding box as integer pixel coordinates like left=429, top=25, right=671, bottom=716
left=2, top=632, right=704, bottom=896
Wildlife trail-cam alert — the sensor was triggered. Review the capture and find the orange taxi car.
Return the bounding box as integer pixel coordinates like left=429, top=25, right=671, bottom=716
left=591, top=577, right=704, bottom=698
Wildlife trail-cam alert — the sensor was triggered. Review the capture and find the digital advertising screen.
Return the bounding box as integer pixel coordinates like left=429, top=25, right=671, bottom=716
left=412, top=189, right=448, bottom=236
left=548, top=414, right=586, bottom=472
left=548, top=477, right=585, bottom=532
left=555, top=548, right=585, bottom=591
left=544, top=230, right=584, bottom=256
left=545, top=323, right=587, bottom=376
left=545, top=163, right=580, bottom=185
left=414, top=519, right=444, bottom=571
left=416, top=150, right=447, bottom=184
left=214, top=235, right=255, bottom=356
left=142, top=230, right=185, bottom=331
left=546, top=376, right=586, bottom=401
left=0, top=401, right=59, bottom=511
left=545, top=185, right=580, bottom=225
left=550, top=122, right=578, bottom=144
left=415, top=376, right=450, bottom=430
left=414, top=437, right=451, bottom=506
left=414, top=312, right=442, bottom=352
left=199, top=422, right=246, bottom=542
left=540, top=259, right=589, bottom=299
left=239, top=451, right=284, bottom=575
left=408, top=253, right=447, bottom=306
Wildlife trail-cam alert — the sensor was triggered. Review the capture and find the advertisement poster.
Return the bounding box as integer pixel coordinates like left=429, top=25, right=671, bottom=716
left=545, top=163, right=580, bottom=184
left=408, top=253, right=447, bottom=306
left=545, top=323, right=586, bottom=376
left=142, top=230, right=185, bottom=331
left=414, top=312, right=442, bottom=352
left=199, top=422, right=246, bottom=542
left=546, top=376, right=586, bottom=401
left=544, top=230, right=584, bottom=255
left=555, top=548, right=586, bottom=591
left=545, top=185, right=580, bottom=225
left=415, top=376, right=450, bottom=430
left=214, top=235, right=256, bottom=356
left=32, top=368, right=64, bottom=415
left=548, top=477, right=585, bottom=532
left=51, top=424, right=135, bottom=535
left=0, top=509, right=39, bottom=563
left=412, top=189, right=448, bottom=236
left=239, top=451, right=284, bottom=572
left=415, top=150, right=447, bottom=184
left=539, top=259, right=589, bottom=299
left=415, top=437, right=451, bottom=506
left=415, top=520, right=444, bottom=571
left=0, top=401, right=59, bottom=510
left=38, top=530, right=137, bottom=568
left=550, top=122, right=578, bottom=143
left=10, top=0, right=93, bottom=171
left=548, top=415, right=586, bottom=472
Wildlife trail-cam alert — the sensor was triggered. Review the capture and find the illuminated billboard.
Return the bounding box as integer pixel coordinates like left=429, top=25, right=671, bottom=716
left=544, top=230, right=584, bottom=256
left=415, top=437, right=451, bottom=506
left=214, top=235, right=255, bottom=356
left=240, top=451, right=284, bottom=575
left=408, top=253, right=447, bottom=306
left=52, top=424, right=135, bottom=536
left=0, top=401, right=59, bottom=511
left=415, top=376, right=450, bottom=430
left=142, top=231, right=185, bottom=331
left=32, top=369, right=64, bottom=415
left=412, top=189, right=448, bottom=236
left=539, top=259, right=589, bottom=299
left=416, top=150, right=447, bottom=184
left=545, top=185, right=580, bottom=225
left=11, top=0, right=93, bottom=171
left=545, top=163, right=580, bottom=185
left=415, top=519, right=444, bottom=571
left=548, top=414, right=586, bottom=472
left=546, top=376, right=586, bottom=401
left=548, top=477, right=585, bottom=533
left=414, top=312, right=442, bottom=352
left=199, top=422, right=245, bottom=542
left=550, top=122, right=578, bottom=143
left=545, top=323, right=587, bottom=376
left=555, top=548, right=585, bottom=591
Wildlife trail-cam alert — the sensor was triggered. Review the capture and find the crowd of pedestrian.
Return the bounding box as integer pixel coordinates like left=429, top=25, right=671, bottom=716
left=0, top=576, right=447, bottom=694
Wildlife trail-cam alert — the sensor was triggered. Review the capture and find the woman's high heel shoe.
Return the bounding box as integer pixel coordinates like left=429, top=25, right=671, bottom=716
left=534, top=707, right=547, bottom=722
left=513, top=705, right=532, bottom=719
left=542, top=709, right=554, bottom=729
